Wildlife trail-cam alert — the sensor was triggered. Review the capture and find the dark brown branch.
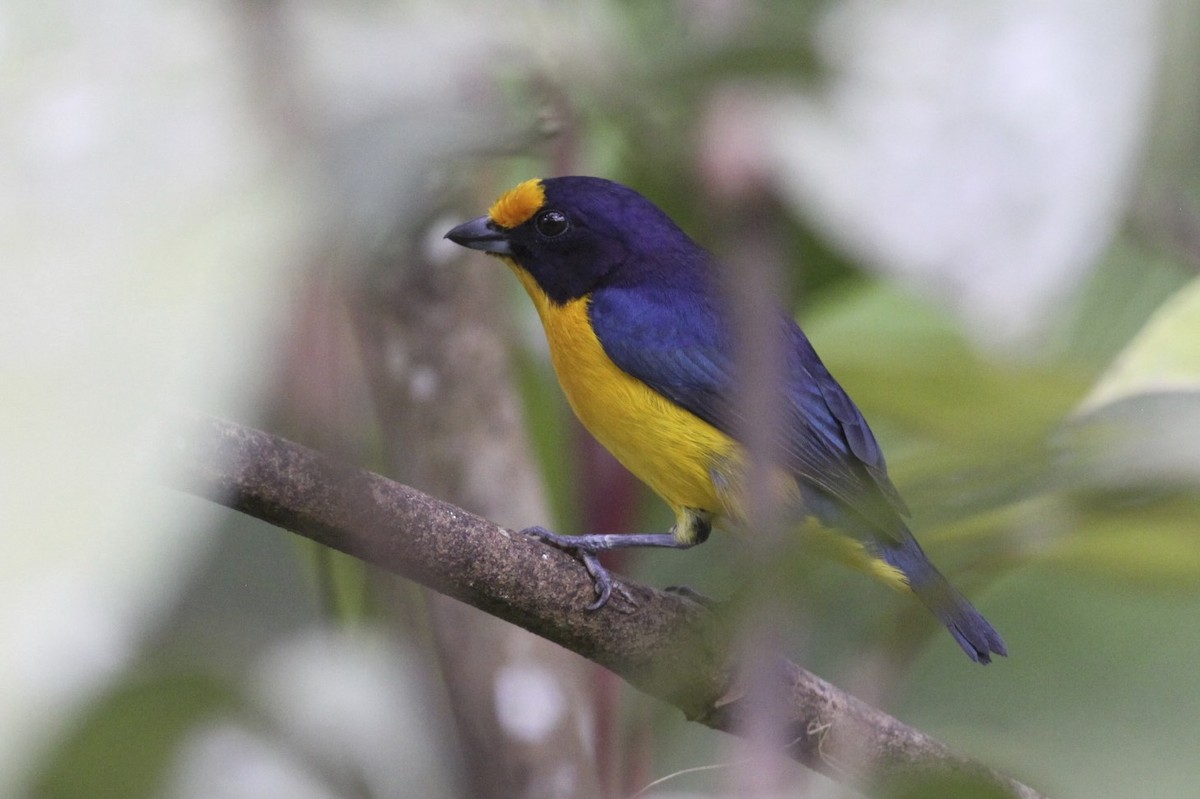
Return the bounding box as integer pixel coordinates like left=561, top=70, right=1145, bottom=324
left=168, top=413, right=1044, bottom=799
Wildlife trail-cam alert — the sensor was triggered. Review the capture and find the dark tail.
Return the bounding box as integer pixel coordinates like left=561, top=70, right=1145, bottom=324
left=878, top=537, right=1007, bottom=664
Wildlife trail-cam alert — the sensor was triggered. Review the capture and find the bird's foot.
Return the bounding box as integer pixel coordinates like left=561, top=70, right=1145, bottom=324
left=522, top=526, right=637, bottom=611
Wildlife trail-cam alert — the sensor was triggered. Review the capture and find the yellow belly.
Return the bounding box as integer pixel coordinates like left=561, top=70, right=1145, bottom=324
left=506, top=262, right=734, bottom=526
left=504, top=260, right=909, bottom=588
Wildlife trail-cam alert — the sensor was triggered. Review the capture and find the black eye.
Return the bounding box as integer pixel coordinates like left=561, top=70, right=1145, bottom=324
left=535, top=209, right=569, bottom=238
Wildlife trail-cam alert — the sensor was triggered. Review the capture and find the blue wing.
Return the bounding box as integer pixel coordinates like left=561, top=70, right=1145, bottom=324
left=589, top=282, right=909, bottom=539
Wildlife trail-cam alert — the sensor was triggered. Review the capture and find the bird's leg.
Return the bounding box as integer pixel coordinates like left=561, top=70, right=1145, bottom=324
left=521, top=527, right=699, bottom=611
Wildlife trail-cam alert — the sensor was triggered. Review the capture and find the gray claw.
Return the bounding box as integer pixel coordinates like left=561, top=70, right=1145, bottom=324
left=522, top=526, right=633, bottom=612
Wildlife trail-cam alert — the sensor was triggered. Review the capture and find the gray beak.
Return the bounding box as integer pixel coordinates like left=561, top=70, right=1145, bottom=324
left=445, top=215, right=512, bottom=255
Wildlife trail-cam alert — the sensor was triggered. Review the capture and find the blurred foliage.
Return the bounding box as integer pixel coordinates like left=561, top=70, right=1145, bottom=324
left=878, top=771, right=1016, bottom=799
left=1078, top=274, right=1200, bottom=408
left=511, top=346, right=582, bottom=533
left=298, top=531, right=376, bottom=624
left=1054, top=235, right=1194, bottom=370
left=32, top=673, right=240, bottom=799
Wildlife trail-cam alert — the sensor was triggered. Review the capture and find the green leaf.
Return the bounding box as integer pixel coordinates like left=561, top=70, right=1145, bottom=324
left=1078, top=275, right=1200, bottom=412
left=30, top=673, right=240, bottom=799
left=1060, top=392, right=1200, bottom=488
left=805, top=283, right=1085, bottom=525
left=1039, top=494, right=1200, bottom=590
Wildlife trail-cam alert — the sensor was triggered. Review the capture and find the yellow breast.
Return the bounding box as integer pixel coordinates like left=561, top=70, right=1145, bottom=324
left=505, top=261, right=735, bottom=527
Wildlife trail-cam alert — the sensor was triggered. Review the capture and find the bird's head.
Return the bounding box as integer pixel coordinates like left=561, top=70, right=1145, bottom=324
left=445, top=176, right=700, bottom=305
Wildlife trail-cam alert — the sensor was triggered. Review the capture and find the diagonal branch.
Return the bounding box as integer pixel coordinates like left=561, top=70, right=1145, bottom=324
left=168, top=412, right=1044, bottom=799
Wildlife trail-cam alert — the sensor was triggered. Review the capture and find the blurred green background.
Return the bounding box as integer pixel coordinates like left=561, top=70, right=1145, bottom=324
left=4, top=0, right=1200, bottom=797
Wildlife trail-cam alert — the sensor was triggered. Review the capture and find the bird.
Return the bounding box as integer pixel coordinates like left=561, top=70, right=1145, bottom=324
left=445, top=176, right=1006, bottom=664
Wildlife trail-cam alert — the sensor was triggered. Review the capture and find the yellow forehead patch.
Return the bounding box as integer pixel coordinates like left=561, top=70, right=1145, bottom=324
left=488, top=178, right=545, bottom=229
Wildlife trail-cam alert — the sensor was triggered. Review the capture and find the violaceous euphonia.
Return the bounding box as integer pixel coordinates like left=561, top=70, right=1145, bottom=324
left=446, top=176, right=1006, bottom=664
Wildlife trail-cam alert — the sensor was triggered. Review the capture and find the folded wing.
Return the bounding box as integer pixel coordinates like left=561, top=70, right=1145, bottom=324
left=588, top=283, right=909, bottom=541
